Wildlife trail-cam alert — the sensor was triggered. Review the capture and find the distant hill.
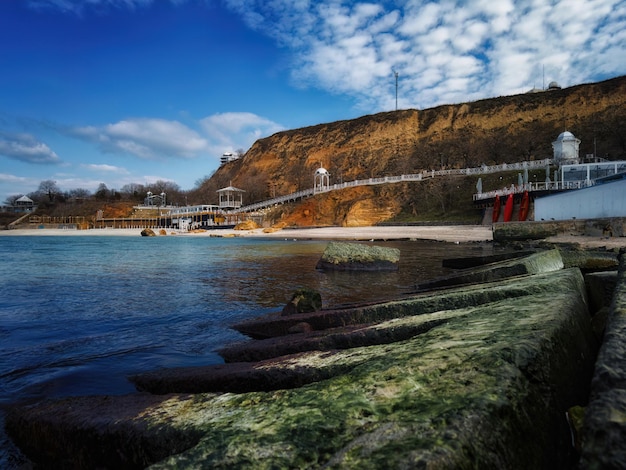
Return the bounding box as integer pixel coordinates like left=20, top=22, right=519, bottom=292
left=198, top=76, right=626, bottom=226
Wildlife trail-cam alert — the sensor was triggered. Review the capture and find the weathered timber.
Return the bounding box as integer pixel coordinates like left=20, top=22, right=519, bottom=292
left=5, top=393, right=204, bottom=470
left=415, top=248, right=563, bottom=290
left=560, top=249, right=619, bottom=271
left=580, top=254, right=626, bottom=469
left=7, top=268, right=599, bottom=469
left=131, top=350, right=364, bottom=394
left=232, top=261, right=565, bottom=340
left=585, top=271, right=619, bottom=314
left=219, top=316, right=447, bottom=364
left=441, top=250, right=535, bottom=268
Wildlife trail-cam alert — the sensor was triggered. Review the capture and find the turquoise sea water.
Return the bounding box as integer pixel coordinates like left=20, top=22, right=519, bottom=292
left=0, top=234, right=495, bottom=467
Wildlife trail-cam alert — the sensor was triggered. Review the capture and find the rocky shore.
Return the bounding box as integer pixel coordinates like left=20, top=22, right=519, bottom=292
left=5, top=224, right=626, bottom=468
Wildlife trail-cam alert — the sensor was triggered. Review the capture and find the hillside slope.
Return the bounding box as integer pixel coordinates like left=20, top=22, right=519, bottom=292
left=197, top=76, right=626, bottom=226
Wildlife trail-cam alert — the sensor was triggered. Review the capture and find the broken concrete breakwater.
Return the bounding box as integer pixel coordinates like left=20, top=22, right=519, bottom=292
left=6, top=247, right=624, bottom=469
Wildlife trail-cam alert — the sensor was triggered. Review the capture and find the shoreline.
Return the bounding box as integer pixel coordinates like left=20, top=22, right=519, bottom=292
left=0, top=225, right=493, bottom=243
left=2, top=225, right=626, bottom=248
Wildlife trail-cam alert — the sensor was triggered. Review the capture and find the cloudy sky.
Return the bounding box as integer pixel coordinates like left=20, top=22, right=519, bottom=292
left=1, top=0, right=625, bottom=202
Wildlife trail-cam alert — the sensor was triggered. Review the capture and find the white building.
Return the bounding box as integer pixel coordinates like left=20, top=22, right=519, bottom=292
left=534, top=131, right=626, bottom=221
left=552, top=131, right=581, bottom=166
left=220, top=152, right=240, bottom=165
left=535, top=175, right=626, bottom=220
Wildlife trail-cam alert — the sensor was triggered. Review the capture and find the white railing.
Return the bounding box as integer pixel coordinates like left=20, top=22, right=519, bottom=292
left=230, top=159, right=554, bottom=213
left=473, top=179, right=594, bottom=201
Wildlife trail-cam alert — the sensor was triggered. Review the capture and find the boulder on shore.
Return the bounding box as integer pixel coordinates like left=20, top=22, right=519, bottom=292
left=140, top=228, right=156, bottom=237
left=315, top=241, right=400, bottom=271
left=234, top=219, right=259, bottom=231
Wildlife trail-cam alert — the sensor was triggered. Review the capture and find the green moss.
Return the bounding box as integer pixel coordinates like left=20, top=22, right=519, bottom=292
left=148, top=268, right=592, bottom=468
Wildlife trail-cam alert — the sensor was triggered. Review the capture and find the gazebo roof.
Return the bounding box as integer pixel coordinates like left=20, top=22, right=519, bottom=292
left=15, top=195, right=34, bottom=203
left=216, top=186, right=245, bottom=193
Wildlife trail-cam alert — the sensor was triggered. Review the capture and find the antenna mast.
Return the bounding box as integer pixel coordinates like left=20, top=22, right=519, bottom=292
left=393, top=69, right=399, bottom=111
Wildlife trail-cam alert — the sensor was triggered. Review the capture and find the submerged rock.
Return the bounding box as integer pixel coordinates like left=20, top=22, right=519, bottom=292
left=281, top=288, right=322, bottom=316
left=315, top=241, right=400, bottom=271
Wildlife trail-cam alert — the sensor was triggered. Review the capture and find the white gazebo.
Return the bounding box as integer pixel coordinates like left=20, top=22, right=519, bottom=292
left=217, top=186, right=245, bottom=209
left=314, top=166, right=330, bottom=194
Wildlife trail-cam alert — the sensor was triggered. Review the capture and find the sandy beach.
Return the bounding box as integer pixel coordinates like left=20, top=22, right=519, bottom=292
left=2, top=225, right=626, bottom=249
left=0, top=225, right=493, bottom=243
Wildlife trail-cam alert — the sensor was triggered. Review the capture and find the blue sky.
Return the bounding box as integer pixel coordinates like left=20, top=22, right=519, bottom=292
left=1, top=0, right=625, bottom=202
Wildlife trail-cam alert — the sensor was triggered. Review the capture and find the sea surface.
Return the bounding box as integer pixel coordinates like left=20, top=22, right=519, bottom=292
left=0, top=234, right=497, bottom=467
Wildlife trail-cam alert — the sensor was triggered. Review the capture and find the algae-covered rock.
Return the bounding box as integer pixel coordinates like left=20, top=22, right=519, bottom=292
left=493, top=221, right=559, bottom=241
left=316, top=241, right=400, bottom=271
left=580, top=254, right=626, bottom=469
left=141, top=228, right=156, bottom=237
left=442, top=250, right=535, bottom=268
left=232, top=264, right=573, bottom=340
left=7, top=268, right=599, bottom=469
left=560, top=249, right=619, bottom=271
left=416, top=248, right=563, bottom=290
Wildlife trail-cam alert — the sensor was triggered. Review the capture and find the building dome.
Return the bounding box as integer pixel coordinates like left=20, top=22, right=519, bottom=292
left=556, top=131, right=575, bottom=141
left=548, top=81, right=561, bottom=90
left=315, top=167, right=329, bottom=175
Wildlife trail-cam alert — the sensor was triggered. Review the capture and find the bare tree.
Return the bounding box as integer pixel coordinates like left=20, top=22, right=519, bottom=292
left=35, top=180, right=61, bottom=202
left=4, top=194, right=22, bottom=206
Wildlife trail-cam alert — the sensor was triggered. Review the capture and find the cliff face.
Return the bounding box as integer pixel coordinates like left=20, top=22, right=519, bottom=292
left=201, top=76, right=626, bottom=226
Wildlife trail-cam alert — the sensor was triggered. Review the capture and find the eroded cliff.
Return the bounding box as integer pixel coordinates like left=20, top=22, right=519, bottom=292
left=199, top=76, right=626, bottom=226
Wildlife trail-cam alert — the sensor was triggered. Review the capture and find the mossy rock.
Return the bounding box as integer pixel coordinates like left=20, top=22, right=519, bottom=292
left=7, top=268, right=599, bottom=469
left=316, top=241, right=400, bottom=271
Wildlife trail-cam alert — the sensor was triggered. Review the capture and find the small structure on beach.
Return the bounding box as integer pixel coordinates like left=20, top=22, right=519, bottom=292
left=217, top=185, right=245, bottom=209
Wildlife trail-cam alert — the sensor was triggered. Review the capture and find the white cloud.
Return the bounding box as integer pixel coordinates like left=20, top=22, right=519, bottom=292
left=81, top=163, right=130, bottom=174
left=0, top=173, right=33, bottom=184
left=0, top=133, right=61, bottom=164
left=222, top=0, right=626, bottom=111
left=73, top=118, right=209, bottom=159
left=70, top=113, right=283, bottom=163
left=199, top=112, right=284, bottom=153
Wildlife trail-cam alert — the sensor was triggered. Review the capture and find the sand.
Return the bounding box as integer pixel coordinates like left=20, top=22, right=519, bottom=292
left=2, top=225, right=625, bottom=249
left=0, top=225, right=493, bottom=243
